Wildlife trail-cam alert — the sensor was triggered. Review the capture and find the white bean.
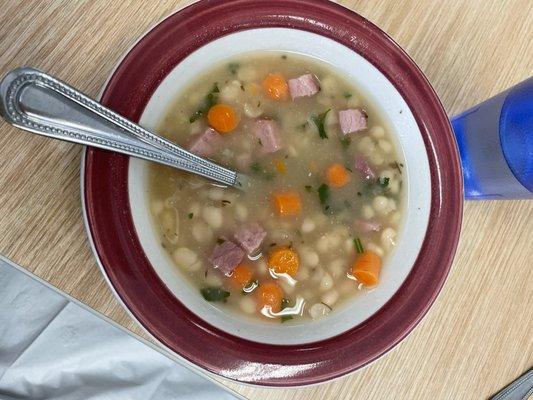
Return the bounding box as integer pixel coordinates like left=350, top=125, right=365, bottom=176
left=301, top=248, right=319, bottom=267
left=173, top=247, right=198, bottom=268
left=325, top=109, right=338, bottom=125
left=373, top=196, right=391, bottom=216
left=391, top=211, right=402, bottom=225
left=220, top=80, right=243, bottom=103
left=362, top=205, right=375, bottom=220
left=188, top=261, right=203, bottom=272
left=321, top=289, right=339, bottom=306
left=389, top=180, right=400, bottom=194
left=344, top=238, right=355, bottom=254
left=205, top=272, right=223, bottom=287
left=378, top=139, right=393, bottom=154
left=308, top=303, right=331, bottom=320
left=381, top=227, right=397, bottom=251
left=320, top=273, right=334, bottom=292
left=160, top=209, right=175, bottom=231
left=369, top=152, right=384, bottom=166
left=312, top=213, right=328, bottom=227
left=239, top=296, right=256, bottom=314
left=301, top=218, right=316, bottom=233
left=207, top=187, right=225, bottom=201
left=234, top=203, right=248, bottom=222
left=370, top=126, right=385, bottom=139
left=189, top=120, right=202, bottom=136
left=192, top=222, right=213, bottom=242
left=320, top=75, right=338, bottom=94
left=316, top=235, right=329, bottom=253
left=296, top=266, right=310, bottom=280
left=366, top=242, right=384, bottom=257
left=327, top=233, right=341, bottom=248
left=202, top=206, right=223, bottom=229
left=328, top=259, right=345, bottom=278
left=244, top=101, right=264, bottom=118
left=357, top=136, right=376, bottom=156
left=237, top=66, right=258, bottom=81
left=310, top=267, right=325, bottom=283
left=151, top=199, right=164, bottom=215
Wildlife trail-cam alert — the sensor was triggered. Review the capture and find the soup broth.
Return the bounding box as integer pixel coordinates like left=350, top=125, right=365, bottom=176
left=148, top=52, right=404, bottom=323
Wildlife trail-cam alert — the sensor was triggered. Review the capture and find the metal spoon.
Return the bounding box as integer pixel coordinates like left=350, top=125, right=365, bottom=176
left=0, top=67, right=248, bottom=189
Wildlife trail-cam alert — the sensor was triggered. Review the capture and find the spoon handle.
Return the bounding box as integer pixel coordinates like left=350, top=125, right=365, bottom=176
left=0, top=67, right=243, bottom=188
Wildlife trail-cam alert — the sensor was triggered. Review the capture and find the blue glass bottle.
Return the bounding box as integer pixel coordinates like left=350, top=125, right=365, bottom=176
left=451, top=78, right=532, bottom=199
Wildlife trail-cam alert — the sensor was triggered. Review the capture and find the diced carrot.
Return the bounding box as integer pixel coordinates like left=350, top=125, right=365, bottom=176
left=268, top=247, right=300, bottom=276
left=262, top=73, right=289, bottom=100
left=275, top=159, right=286, bottom=174
left=231, top=263, right=253, bottom=287
left=207, top=104, right=239, bottom=133
left=256, top=282, right=284, bottom=313
left=351, top=251, right=381, bottom=286
left=272, top=191, right=301, bottom=216
left=326, top=163, right=350, bottom=188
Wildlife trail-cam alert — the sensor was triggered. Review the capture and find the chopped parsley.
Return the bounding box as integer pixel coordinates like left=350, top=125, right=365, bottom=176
left=189, top=83, right=219, bottom=123
left=228, top=62, right=240, bottom=75
left=216, top=238, right=225, bottom=245
left=304, top=185, right=313, bottom=193
left=200, top=288, right=230, bottom=302
left=280, top=298, right=293, bottom=323
left=339, top=137, right=351, bottom=150
left=312, top=109, right=331, bottom=139
left=188, top=212, right=194, bottom=219
left=318, top=183, right=330, bottom=205
left=378, top=177, right=390, bottom=187
left=354, top=237, right=364, bottom=254
left=343, top=92, right=352, bottom=99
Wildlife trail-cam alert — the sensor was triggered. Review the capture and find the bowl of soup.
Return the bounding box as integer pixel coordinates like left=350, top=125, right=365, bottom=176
left=83, top=0, right=462, bottom=386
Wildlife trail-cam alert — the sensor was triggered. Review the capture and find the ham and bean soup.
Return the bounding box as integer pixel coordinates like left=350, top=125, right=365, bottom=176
left=148, top=52, right=404, bottom=323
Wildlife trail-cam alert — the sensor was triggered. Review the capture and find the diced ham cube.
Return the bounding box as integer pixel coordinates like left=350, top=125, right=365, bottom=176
left=354, top=155, right=376, bottom=180
left=288, top=74, right=320, bottom=99
left=253, top=119, right=281, bottom=153
left=353, top=219, right=382, bottom=233
left=339, top=109, right=367, bottom=135
left=234, top=222, right=267, bottom=254
left=189, top=127, right=221, bottom=157
left=209, top=240, right=244, bottom=276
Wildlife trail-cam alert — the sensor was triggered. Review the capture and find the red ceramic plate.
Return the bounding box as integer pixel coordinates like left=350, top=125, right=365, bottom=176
left=83, top=0, right=463, bottom=386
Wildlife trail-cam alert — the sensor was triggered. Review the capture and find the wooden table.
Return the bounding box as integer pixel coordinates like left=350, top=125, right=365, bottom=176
left=0, top=1, right=531, bottom=398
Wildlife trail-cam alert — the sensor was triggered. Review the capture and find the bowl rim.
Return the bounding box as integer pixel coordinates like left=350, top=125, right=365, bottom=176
left=82, top=0, right=463, bottom=386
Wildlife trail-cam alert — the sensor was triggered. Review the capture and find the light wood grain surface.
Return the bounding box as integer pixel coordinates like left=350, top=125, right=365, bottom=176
left=0, top=1, right=531, bottom=399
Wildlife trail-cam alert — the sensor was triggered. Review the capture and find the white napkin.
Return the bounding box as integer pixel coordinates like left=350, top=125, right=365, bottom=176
left=0, top=255, right=243, bottom=400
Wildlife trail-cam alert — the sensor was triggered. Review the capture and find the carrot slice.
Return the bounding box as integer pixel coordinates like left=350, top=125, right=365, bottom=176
left=268, top=247, right=300, bottom=276
left=351, top=251, right=381, bottom=286
left=326, top=163, right=350, bottom=188
left=256, top=282, right=284, bottom=313
left=262, top=73, right=289, bottom=100
left=231, top=263, right=253, bottom=287
left=207, top=104, right=238, bottom=133
left=272, top=191, right=301, bottom=216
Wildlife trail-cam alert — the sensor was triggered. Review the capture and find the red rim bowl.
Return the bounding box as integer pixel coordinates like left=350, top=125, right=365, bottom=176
left=83, top=0, right=463, bottom=386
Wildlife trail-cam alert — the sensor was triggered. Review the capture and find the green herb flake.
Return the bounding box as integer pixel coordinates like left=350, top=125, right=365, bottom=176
left=228, top=62, right=240, bottom=75
left=378, top=177, right=390, bottom=188
left=200, top=287, right=230, bottom=302
left=240, top=84, right=245, bottom=91
left=343, top=92, right=352, bottom=99
left=339, top=137, right=351, bottom=149
left=281, top=54, right=288, bottom=60
left=318, top=183, right=330, bottom=205
left=312, top=109, right=331, bottom=139
left=354, top=237, right=365, bottom=254
left=250, top=162, right=262, bottom=173
left=280, top=298, right=293, bottom=323
left=216, top=238, right=225, bottom=245
left=189, top=110, right=203, bottom=123
left=188, top=213, right=194, bottom=219
left=304, top=185, right=313, bottom=193
left=258, top=138, right=263, bottom=146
